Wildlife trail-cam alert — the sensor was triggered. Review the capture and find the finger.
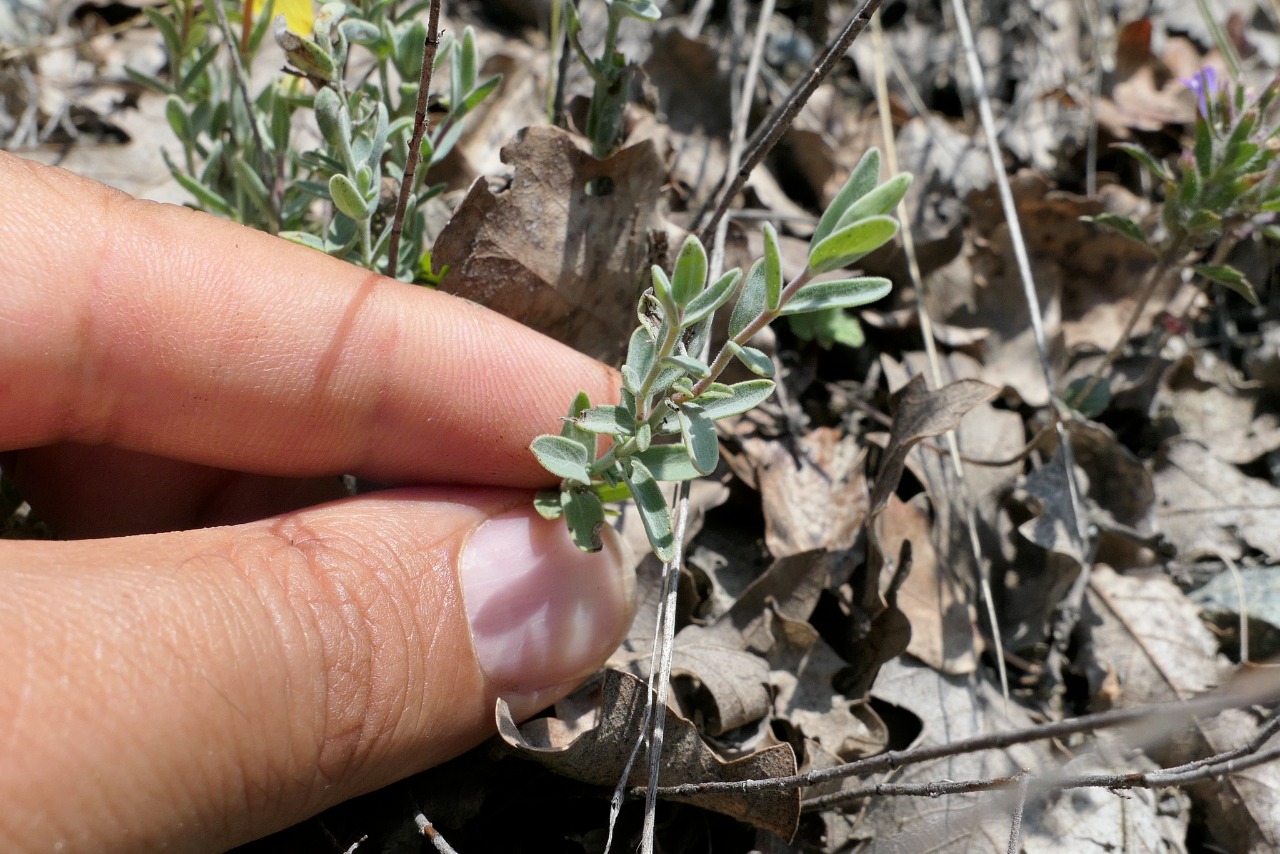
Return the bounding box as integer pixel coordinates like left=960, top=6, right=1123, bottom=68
left=10, top=442, right=350, bottom=537
left=0, top=489, right=634, bottom=851
left=0, top=153, right=617, bottom=487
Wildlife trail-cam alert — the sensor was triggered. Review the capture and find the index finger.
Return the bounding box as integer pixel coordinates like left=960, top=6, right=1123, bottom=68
left=0, top=153, right=617, bottom=487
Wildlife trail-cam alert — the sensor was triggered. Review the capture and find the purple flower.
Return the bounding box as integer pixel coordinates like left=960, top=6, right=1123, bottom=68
left=1182, top=67, right=1221, bottom=118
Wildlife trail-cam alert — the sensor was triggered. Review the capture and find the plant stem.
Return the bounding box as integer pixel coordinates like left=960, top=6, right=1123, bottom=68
left=677, top=267, right=814, bottom=403
left=386, top=0, right=443, bottom=279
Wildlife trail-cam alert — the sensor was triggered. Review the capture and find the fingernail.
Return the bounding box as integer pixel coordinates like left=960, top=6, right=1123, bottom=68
left=460, top=510, right=634, bottom=699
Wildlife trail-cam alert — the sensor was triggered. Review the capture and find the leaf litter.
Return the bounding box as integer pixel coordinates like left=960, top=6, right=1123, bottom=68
left=16, top=0, right=1280, bottom=851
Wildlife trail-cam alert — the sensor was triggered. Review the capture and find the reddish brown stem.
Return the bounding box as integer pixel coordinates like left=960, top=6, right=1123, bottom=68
left=386, top=0, right=443, bottom=279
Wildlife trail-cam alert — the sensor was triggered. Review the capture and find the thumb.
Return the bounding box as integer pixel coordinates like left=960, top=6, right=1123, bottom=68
left=0, top=488, right=634, bottom=852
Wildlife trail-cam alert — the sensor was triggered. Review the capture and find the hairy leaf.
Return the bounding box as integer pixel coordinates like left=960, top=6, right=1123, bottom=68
left=696, top=379, right=776, bottom=421
left=670, top=235, right=709, bottom=308
left=812, top=147, right=881, bottom=246
left=780, top=277, right=892, bottom=314
left=683, top=268, right=741, bottom=327
left=575, top=404, right=634, bottom=435
left=329, top=173, right=372, bottom=220
left=531, top=435, right=592, bottom=484
left=762, top=222, right=783, bottom=311
left=807, top=215, right=899, bottom=274
left=561, top=487, right=605, bottom=551
left=679, top=403, right=719, bottom=474
left=831, top=172, right=913, bottom=231
left=662, top=354, right=711, bottom=378
left=628, top=460, right=674, bottom=561
left=533, top=489, right=564, bottom=520
left=728, top=259, right=767, bottom=339
left=634, top=444, right=703, bottom=481
left=727, top=341, right=775, bottom=377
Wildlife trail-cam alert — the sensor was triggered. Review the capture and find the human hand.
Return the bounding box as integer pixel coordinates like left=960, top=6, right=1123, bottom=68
left=0, top=153, right=635, bottom=851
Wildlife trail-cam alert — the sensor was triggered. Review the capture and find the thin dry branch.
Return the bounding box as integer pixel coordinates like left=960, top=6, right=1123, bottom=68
left=643, top=681, right=1280, bottom=799
left=386, top=0, right=442, bottom=278
left=800, top=729, right=1280, bottom=812
left=694, top=0, right=885, bottom=243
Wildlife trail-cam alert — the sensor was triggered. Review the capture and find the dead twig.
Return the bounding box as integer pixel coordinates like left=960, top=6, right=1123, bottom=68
left=694, top=0, right=885, bottom=243
left=386, top=0, right=443, bottom=279
left=643, top=681, right=1280, bottom=799
left=801, top=731, right=1280, bottom=812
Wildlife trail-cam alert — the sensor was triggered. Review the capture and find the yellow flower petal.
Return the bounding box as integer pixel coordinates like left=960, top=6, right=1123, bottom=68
left=275, top=0, right=315, bottom=36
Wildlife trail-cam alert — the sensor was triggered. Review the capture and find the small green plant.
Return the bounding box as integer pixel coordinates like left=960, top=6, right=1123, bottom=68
left=560, top=0, right=660, bottom=158
left=1071, top=69, right=1280, bottom=412
left=128, top=0, right=499, bottom=282
left=531, top=150, right=912, bottom=559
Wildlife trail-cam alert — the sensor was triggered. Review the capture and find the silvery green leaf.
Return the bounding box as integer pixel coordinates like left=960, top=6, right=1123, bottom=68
left=651, top=363, right=687, bottom=397
left=460, top=27, right=479, bottom=94
left=634, top=444, right=702, bottom=480
left=366, top=101, right=390, bottom=172
left=231, top=159, right=274, bottom=222
left=142, top=7, right=181, bottom=62
left=696, top=379, right=775, bottom=420
left=670, top=235, right=708, bottom=308
left=428, top=120, right=466, bottom=167
left=728, top=259, right=767, bottom=338
left=621, top=365, right=642, bottom=396
left=807, top=215, right=899, bottom=274
left=812, top=148, right=881, bottom=246
left=635, top=422, right=653, bottom=452
left=560, top=391, right=595, bottom=449
left=164, top=95, right=191, bottom=140
left=780, top=277, right=892, bottom=314
left=329, top=173, right=373, bottom=220
left=533, top=489, right=563, bottom=520
left=682, top=268, right=741, bottom=328
left=459, top=75, right=502, bottom=115
left=651, top=265, right=677, bottom=315
left=661, top=354, right=711, bottom=378
left=123, top=66, right=172, bottom=95
left=530, top=435, right=592, bottom=484
left=762, top=221, right=784, bottom=311
left=727, top=341, right=775, bottom=377
left=683, top=317, right=712, bottom=366
left=178, top=44, right=220, bottom=99
left=627, top=460, right=674, bottom=561
left=561, top=487, right=605, bottom=552
left=313, top=86, right=345, bottom=148
left=625, top=326, right=656, bottom=391
left=678, top=403, right=718, bottom=474
left=831, top=173, right=913, bottom=231
left=339, top=18, right=380, bottom=42
left=394, top=20, right=427, bottom=78
left=165, top=156, right=233, bottom=217
left=612, top=0, right=662, bottom=22
left=576, top=405, right=634, bottom=434
left=354, top=163, right=374, bottom=194
left=280, top=231, right=329, bottom=252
